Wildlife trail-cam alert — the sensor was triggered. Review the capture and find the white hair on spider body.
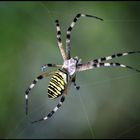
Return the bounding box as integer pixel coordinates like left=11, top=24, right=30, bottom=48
left=62, top=58, right=77, bottom=76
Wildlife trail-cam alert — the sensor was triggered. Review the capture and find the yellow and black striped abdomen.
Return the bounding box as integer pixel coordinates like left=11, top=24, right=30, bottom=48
left=48, top=70, right=67, bottom=99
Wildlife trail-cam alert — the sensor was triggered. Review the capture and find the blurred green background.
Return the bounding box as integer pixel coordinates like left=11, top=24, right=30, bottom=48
left=0, top=1, right=140, bottom=139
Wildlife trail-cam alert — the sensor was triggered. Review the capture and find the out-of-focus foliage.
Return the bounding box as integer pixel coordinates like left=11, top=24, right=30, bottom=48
left=0, top=1, right=140, bottom=139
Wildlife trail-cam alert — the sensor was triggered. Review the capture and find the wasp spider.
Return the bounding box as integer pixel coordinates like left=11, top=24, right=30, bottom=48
left=25, top=13, right=140, bottom=123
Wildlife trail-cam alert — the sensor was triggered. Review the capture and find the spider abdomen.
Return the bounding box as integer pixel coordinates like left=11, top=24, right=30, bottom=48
left=48, top=69, right=68, bottom=99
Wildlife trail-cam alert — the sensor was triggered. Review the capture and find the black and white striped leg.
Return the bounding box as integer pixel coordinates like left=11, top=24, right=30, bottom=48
left=31, top=95, right=65, bottom=123
left=73, top=82, right=80, bottom=90
left=25, top=74, right=44, bottom=115
left=93, top=51, right=140, bottom=63
left=55, top=20, right=67, bottom=60
left=66, top=13, right=103, bottom=59
left=77, top=62, right=140, bottom=73
left=72, top=76, right=80, bottom=90
left=41, top=64, right=62, bottom=72
left=93, top=62, right=140, bottom=72
left=25, top=72, right=56, bottom=115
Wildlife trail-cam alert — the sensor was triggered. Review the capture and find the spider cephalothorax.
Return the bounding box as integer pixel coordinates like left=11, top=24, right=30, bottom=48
left=25, top=13, right=140, bottom=123
left=62, top=57, right=81, bottom=76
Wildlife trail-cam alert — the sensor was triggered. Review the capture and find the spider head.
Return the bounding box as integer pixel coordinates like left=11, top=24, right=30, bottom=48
left=62, top=57, right=81, bottom=76
left=73, top=56, right=82, bottom=65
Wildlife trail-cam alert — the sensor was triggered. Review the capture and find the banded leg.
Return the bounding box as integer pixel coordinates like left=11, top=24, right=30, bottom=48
left=93, top=51, right=140, bottom=63
left=76, top=62, right=140, bottom=73
left=66, top=13, right=103, bottom=59
left=25, top=72, right=56, bottom=115
left=32, top=95, right=65, bottom=123
left=41, top=63, right=62, bottom=72
left=55, top=20, right=67, bottom=60
left=72, top=76, right=80, bottom=90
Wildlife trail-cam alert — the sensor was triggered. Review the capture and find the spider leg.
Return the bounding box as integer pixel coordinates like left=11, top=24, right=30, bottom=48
left=93, top=51, right=140, bottom=63
left=41, top=64, right=62, bottom=72
left=72, top=75, right=80, bottom=90
left=55, top=20, right=67, bottom=61
left=25, top=71, right=56, bottom=115
left=76, top=62, right=140, bottom=73
left=31, top=95, right=65, bottom=123
left=66, top=13, right=103, bottom=59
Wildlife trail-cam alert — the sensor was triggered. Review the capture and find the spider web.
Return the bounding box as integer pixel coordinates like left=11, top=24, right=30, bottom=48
left=7, top=72, right=140, bottom=139
left=6, top=2, right=140, bottom=139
